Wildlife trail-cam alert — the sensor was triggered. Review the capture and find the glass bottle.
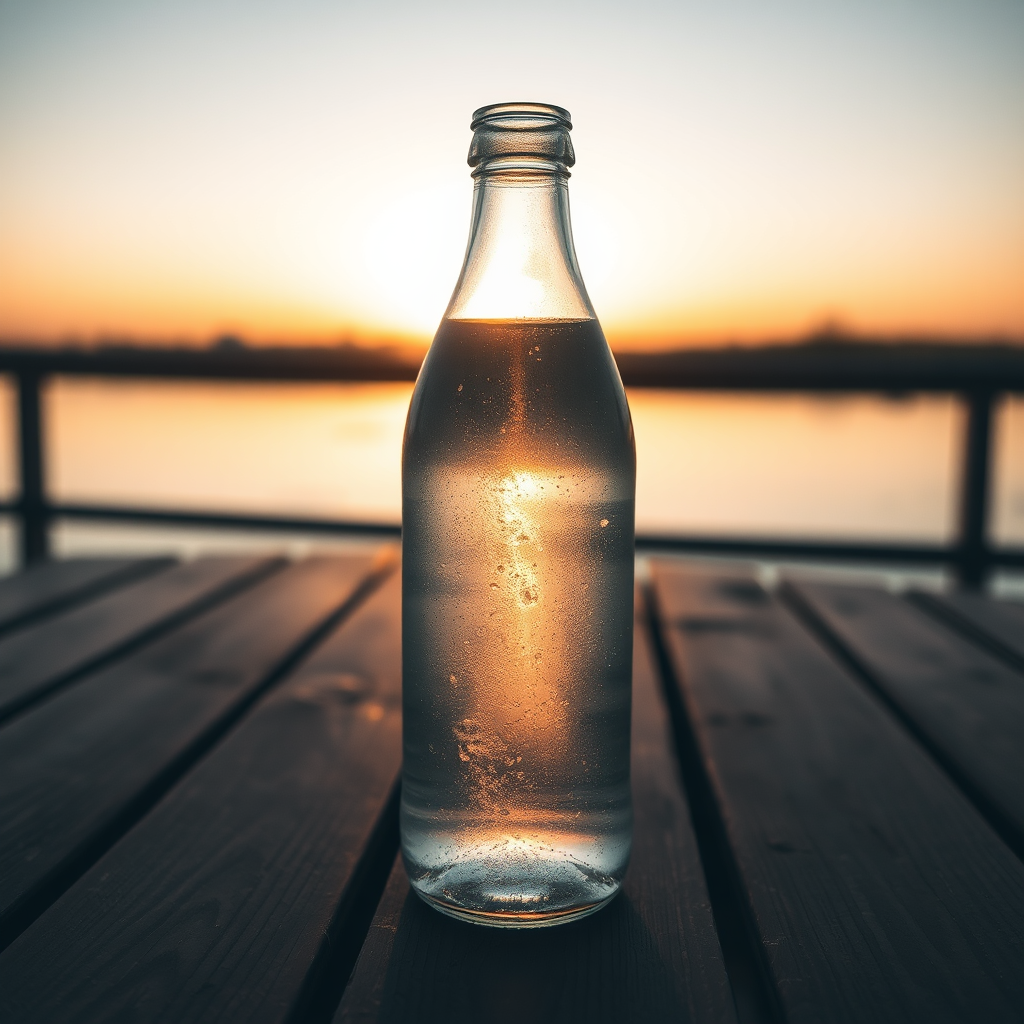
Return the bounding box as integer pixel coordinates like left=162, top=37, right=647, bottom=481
left=401, top=102, right=635, bottom=927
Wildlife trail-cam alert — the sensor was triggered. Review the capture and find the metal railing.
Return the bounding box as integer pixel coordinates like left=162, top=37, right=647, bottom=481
left=1, top=339, right=1022, bottom=587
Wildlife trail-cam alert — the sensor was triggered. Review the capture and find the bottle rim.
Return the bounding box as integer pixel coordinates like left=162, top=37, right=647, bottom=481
left=470, top=102, right=572, bottom=132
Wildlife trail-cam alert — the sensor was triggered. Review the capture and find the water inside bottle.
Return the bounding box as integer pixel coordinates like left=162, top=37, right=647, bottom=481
left=401, top=317, right=634, bottom=926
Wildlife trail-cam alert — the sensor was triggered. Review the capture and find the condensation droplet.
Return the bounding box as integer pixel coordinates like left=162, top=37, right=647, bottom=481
left=457, top=383, right=464, bottom=391
left=600, top=518, right=609, bottom=527
left=449, top=674, right=457, bottom=685
left=489, top=582, right=498, bottom=590
left=521, top=587, right=538, bottom=606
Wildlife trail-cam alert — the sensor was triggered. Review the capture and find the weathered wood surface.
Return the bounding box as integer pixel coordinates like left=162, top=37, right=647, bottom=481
left=0, top=557, right=277, bottom=724
left=0, top=556, right=374, bottom=949
left=651, top=562, right=1024, bottom=1024
left=916, top=589, right=1024, bottom=672
left=0, top=558, right=168, bottom=636
left=335, top=590, right=736, bottom=1024
left=0, top=551, right=1021, bottom=1024
left=786, top=581, right=1024, bottom=857
left=0, top=564, right=401, bottom=1024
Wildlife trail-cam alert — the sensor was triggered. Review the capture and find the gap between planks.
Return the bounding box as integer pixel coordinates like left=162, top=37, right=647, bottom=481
left=643, top=579, right=784, bottom=1024
left=0, top=556, right=285, bottom=727
left=651, top=560, right=1024, bottom=1024
left=781, top=580, right=1024, bottom=863
left=910, top=589, right=1024, bottom=677
left=0, top=562, right=404, bottom=1024
left=333, top=586, right=737, bottom=1024
left=0, top=552, right=394, bottom=956
left=0, top=558, right=173, bottom=640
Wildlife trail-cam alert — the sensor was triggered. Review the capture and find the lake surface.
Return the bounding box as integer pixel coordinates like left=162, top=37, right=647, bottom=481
left=0, top=380, right=1019, bottom=583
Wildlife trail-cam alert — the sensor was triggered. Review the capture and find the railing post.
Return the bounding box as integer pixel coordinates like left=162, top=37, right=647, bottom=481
left=956, top=389, right=994, bottom=589
left=16, top=370, right=49, bottom=565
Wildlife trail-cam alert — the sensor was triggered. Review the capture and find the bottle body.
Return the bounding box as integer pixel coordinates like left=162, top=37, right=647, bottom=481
left=402, top=318, right=635, bottom=926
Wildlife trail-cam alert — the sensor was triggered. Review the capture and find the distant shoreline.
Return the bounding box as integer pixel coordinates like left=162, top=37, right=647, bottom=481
left=0, top=332, right=1021, bottom=391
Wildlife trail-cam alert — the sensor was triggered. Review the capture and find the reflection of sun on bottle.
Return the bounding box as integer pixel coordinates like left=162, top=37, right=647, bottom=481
left=481, top=470, right=564, bottom=760
left=495, top=472, right=542, bottom=611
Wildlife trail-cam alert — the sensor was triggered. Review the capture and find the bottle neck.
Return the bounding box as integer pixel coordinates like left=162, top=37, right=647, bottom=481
left=443, top=168, right=596, bottom=322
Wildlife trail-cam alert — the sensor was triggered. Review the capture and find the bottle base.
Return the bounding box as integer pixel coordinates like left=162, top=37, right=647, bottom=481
left=403, top=832, right=626, bottom=929
left=413, top=886, right=619, bottom=929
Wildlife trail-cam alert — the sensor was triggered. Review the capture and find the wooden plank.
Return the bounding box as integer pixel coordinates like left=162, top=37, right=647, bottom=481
left=335, top=590, right=737, bottom=1024
left=915, top=590, right=1024, bottom=673
left=0, top=554, right=381, bottom=951
left=651, top=561, right=1024, bottom=1024
left=785, top=581, right=1024, bottom=858
left=0, top=557, right=279, bottom=724
left=0, top=567, right=402, bottom=1024
left=0, top=558, right=169, bottom=636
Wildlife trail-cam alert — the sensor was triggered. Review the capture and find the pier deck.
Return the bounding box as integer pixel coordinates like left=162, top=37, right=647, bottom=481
left=0, top=551, right=1022, bottom=1023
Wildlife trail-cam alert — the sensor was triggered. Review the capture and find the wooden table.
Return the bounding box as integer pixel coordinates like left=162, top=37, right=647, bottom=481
left=0, top=550, right=1022, bottom=1023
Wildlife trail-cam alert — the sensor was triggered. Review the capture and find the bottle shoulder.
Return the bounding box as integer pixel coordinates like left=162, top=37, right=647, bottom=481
left=404, top=319, right=634, bottom=472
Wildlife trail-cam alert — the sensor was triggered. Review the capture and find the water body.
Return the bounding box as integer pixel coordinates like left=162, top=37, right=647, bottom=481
left=0, top=375, right=1018, bottom=576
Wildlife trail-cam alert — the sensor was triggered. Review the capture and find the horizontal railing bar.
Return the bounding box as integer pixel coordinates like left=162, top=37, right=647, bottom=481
left=0, top=347, right=419, bottom=384
left=615, top=345, right=1024, bottom=392
left=0, top=341, right=1023, bottom=391
left=0, top=500, right=1020, bottom=568
left=635, top=533, right=1024, bottom=567
left=45, top=503, right=403, bottom=538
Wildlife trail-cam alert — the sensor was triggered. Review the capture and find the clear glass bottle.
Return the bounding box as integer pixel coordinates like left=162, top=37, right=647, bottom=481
left=401, top=102, right=635, bottom=927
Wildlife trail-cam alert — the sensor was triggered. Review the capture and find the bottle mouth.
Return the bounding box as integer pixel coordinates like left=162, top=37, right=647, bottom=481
left=468, top=102, right=575, bottom=178
left=470, top=102, right=572, bottom=132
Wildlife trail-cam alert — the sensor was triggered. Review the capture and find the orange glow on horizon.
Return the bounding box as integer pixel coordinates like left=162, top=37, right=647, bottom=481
left=2, top=174, right=1019, bottom=349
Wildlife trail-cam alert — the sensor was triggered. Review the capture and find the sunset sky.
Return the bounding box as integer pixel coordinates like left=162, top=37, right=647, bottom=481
left=1, top=0, right=1021, bottom=348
